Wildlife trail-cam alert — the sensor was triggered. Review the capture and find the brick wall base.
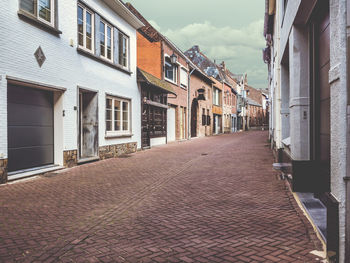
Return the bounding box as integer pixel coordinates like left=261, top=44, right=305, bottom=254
left=63, top=150, right=78, bottom=168
left=0, top=159, right=8, bottom=184
left=99, top=142, right=137, bottom=160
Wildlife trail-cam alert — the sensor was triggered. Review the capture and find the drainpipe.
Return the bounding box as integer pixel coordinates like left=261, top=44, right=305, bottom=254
left=346, top=0, right=350, bottom=261
left=187, top=67, right=195, bottom=140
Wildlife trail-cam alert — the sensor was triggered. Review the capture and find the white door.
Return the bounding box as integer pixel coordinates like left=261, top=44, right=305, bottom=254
left=167, top=107, right=176, bottom=142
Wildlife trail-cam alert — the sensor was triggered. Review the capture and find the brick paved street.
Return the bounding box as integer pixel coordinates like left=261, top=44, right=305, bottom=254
left=0, top=131, right=323, bottom=262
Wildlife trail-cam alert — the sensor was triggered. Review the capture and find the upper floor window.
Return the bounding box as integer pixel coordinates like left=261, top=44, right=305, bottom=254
left=100, top=21, right=113, bottom=61
left=213, top=88, right=222, bottom=106
left=78, top=4, right=94, bottom=52
left=20, top=0, right=55, bottom=26
left=165, top=56, right=177, bottom=83
left=119, top=32, right=129, bottom=68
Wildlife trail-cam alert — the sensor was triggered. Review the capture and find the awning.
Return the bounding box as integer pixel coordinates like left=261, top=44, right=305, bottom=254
left=137, top=68, right=176, bottom=95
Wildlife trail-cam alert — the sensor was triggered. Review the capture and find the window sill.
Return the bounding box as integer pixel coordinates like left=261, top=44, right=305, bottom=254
left=105, top=133, right=133, bottom=139
left=164, top=78, right=178, bottom=86
left=17, top=10, right=62, bottom=36
left=77, top=47, right=132, bottom=75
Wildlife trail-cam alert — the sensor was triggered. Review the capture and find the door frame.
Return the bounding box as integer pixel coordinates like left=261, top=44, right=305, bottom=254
left=77, top=86, right=99, bottom=161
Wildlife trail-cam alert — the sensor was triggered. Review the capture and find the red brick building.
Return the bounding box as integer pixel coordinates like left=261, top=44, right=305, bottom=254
left=126, top=3, right=191, bottom=143
left=189, top=67, right=214, bottom=138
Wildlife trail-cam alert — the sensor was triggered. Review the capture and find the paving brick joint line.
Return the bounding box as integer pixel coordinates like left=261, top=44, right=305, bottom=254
left=0, top=131, right=324, bottom=262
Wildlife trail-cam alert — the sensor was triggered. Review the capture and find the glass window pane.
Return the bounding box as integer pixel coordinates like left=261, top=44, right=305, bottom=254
left=123, top=121, right=128, bottom=131
left=86, top=12, right=92, bottom=50
left=38, top=0, right=51, bottom=22
left=100, top=22, right=105, bottom=56
left=106, top=98, right=112, bottom=109
left=107, top=26, right=112, bottom=59
left=115, top=121, right=120, bottom=131
left=106, top=121, right=112, bottom=131
left=77, top=6, right=84, bottom=46
left=20, top=0, right=35, bottom=14
left=122, top=101, right=129, bottom=131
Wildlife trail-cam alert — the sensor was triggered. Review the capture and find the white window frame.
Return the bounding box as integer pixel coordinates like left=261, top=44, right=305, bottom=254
left=20, top=0, right=55, bottom=27
left=105, top=96, right=131, bottom=136
left=118, top=32, right=129, bottom=69
left=77, top=4, right=94, bottom=53
left=100, top=20, right=113, bottom=62
left=164, top=55, right=178, bottom=84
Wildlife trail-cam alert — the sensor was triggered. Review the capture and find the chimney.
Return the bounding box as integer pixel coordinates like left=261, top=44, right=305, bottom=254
left=193, top=45, right=200, bottom=52
left=221, top=61, right=226, bottom=71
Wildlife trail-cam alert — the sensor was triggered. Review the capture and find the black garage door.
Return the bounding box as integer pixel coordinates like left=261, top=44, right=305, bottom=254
left=8, top=85, right=54, bottom=172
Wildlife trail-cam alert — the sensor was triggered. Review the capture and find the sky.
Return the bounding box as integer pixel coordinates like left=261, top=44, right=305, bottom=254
left=126, top=0, right=267, bottom=90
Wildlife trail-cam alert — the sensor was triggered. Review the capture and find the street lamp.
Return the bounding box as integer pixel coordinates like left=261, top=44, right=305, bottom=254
left=170, top=52, right=177, bottom=64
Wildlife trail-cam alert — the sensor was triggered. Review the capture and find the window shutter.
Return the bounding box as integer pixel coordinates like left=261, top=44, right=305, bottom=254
left=113, top=28, right=119, bottom=65
left=94, top=13, right=101, bottom=56
left=180, top=68, right=188, bottom=87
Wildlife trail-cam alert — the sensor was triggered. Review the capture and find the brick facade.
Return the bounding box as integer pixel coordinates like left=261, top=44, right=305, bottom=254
left=137, top=32, right=162, bottom=79
left=190, top=72, right=213, bottom=137
left=163, top=42, right=189, bottom=140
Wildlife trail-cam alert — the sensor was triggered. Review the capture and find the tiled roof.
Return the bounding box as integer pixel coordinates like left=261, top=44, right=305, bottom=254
left=185, top=46, right=222, bottom=81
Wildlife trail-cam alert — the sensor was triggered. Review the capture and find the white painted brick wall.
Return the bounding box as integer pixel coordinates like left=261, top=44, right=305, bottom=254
left=0, top=0, right=141, bottom=158
left=0, top=74, right=7, bottom=159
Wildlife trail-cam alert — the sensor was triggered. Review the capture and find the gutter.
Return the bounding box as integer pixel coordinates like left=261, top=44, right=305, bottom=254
left=187, top=67, right=196, bottom=140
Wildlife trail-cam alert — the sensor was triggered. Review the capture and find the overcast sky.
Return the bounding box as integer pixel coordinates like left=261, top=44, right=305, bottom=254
left=126, top=0, right=267, bottom=90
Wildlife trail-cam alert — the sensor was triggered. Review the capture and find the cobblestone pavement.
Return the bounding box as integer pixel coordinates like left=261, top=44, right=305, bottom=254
left=0, top=131, right=323, bottom=262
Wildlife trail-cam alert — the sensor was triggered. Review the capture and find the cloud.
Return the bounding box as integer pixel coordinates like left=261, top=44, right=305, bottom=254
left=159, top=20, right=267, bottom=89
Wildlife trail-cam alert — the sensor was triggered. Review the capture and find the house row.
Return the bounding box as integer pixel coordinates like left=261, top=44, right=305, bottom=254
left=263, top=0, right=349, bottom=262
left=0, top=0, right=266, bottom=184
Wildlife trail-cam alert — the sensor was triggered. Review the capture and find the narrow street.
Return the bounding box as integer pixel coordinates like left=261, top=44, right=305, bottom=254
left=0, top=131, right=323, bottom=262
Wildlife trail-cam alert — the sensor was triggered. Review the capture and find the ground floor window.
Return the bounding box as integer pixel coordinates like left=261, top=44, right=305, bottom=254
left=106, top=96, right=131, bottom=135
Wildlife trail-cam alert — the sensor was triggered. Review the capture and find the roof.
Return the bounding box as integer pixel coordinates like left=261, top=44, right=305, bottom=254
left=137, top=68, right=176, bottom=95
left=104, top=0, right=144, bottom=29
left=247, top=98, right=262, bottom=107
left=185, top=46, right=223, bottom=81
left=125, top=3, right=162, bottom=42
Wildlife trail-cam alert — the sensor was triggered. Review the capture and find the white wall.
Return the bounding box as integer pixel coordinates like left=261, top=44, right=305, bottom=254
left=0, top=74, right=7, bottom=159
left=167, top=107, right=176, bottom=142
left=0, top=0, right=141, bottom=161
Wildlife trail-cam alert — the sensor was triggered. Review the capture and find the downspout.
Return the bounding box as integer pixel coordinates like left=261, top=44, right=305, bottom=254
left=345, top=1, right=350, bottom=261
left=187, top=67, right=195, bottom=140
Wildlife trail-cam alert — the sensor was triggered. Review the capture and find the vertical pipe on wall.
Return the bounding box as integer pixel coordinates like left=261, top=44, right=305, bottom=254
left=346, top=0, right=350, bottom=261
left=188, top=67, right=195, bottom=140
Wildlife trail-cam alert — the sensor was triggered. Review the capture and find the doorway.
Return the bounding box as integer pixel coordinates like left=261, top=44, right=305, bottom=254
left=191, top=99, right=198, bottom=137
left=78, top=89, right=98, bottom=160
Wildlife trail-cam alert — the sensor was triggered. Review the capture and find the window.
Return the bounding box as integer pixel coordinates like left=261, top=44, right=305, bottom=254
left=106, top=96, right=131, bottom=135
left=202, top=109, right=206, bottom=126
left=78, top=5, right=94, bottom=52
left=119, top=32, right=128, bottom=68
left=213, top=88, right=222, bottom=106
left=165, top=56, right=177, bottom=83
left=100, top=21, right=113, bottom=61
left=180, top=68, right=188, bottom=88
left=207, top=109, right=210, bottom=125
left=20, top=0, right=55, bottom=26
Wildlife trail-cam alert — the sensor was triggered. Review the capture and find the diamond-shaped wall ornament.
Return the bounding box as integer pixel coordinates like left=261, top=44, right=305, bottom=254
left=34, top=46, right=46, bottom=68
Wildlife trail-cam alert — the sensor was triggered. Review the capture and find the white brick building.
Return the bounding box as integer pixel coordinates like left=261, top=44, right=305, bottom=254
left=0, top=0, right=143, bottom=182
